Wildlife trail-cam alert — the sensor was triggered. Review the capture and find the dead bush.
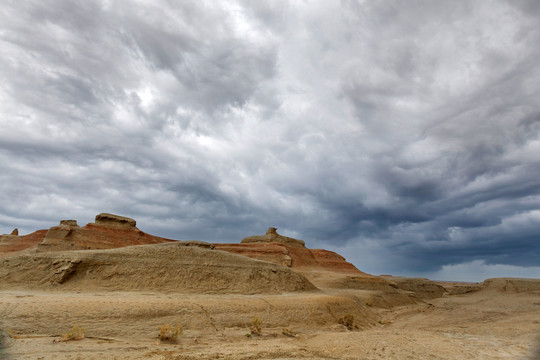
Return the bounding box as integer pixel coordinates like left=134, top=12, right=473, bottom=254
left=338, top=314, right=359, bottom=330
left=158, top=321, right=183, bottom=343
left=249, top=316, right=262, bottom=336
left=62, top=324, right=85, bottom=341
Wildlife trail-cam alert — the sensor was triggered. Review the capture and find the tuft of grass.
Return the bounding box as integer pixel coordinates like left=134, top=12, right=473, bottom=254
left=338, top=314, right=359, bottom=330
left=62, top=324, right=85, bottom=341
left=158, top=321, right=183, bottom=343
left=249, top=316, right=262, bottom=336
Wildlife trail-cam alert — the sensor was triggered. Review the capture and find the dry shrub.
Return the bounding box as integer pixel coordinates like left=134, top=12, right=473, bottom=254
left=249, top=316, right=262, bottom=336
left=62, top=324, right=85, bottom=341
left=158, top=321, right=183, bottom=343
left=338, top=314, right=359, bottom=330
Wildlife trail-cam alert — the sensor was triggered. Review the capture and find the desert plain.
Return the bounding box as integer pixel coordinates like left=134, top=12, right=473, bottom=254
left=1, top=213, right=539, bottom=359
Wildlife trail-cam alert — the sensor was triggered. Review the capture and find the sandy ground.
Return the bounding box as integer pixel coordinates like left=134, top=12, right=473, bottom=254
left=1, top=287, right=539, bottom=360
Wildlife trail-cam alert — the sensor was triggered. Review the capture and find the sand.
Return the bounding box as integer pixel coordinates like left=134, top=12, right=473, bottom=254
left=1, top=277, right=539, bottom=359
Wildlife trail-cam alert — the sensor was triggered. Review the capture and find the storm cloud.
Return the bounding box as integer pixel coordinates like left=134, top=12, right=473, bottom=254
left=1, top=0, right=540, bottom=281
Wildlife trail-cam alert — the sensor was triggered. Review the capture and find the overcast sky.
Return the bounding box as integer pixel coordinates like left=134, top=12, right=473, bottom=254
left=1, top=0, right=540, bottom=282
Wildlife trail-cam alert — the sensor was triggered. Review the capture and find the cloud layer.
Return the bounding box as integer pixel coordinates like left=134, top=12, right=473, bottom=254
left=1, top=0, right=540, bottom=281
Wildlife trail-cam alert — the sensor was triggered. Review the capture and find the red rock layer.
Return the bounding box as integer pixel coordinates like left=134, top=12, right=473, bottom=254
left=38, top=223, right=173, bottom=251
left=0, top=230, right=48, bottom=257
left=214, top=242, right=366, bottom=275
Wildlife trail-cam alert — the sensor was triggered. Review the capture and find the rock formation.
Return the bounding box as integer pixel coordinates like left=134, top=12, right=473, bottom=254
left=0, top=229, right=48, bottom=257
left=41, top=220, right=80, bottom=246
left=241, top=227, right=306, bottom=247
left=94, top=213, right=137, bottom=229
left=0, top=242, right=317, bottom=294
left=10, top=228, right=18, bottom=236
left=0, top=213, right=174, bottom=255
left=38, top=213, right=172, bottom=251
left=0, top=216, right=453, bottom=301
left=216, top=228, right=363, bottom=274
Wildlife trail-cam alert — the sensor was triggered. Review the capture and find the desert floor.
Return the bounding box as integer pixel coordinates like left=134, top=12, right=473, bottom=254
left=1, top=287, right=539, bottom=360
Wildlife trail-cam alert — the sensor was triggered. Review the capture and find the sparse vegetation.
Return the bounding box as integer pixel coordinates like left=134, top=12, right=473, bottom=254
left=249, top=316, right=262, bottom=336
left=62, top=324, right=85, bottom=341
left=338, top=314, right=359, bottom=330
left=281, top=328, right=296, bottom=337
left=158, top=321, right=183, bottom=343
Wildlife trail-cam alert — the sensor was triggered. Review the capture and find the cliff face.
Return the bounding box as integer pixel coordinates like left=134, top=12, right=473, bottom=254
left=38, top=213, right=173, bottom=251
left=0, top=229, right=48, bottom=257
left=215, top=227, right=365, bottom=275
left=1, top=213, right=173, bottom=256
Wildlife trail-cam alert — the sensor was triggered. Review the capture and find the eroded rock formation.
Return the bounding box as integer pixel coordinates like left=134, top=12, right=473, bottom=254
left=0, top=242, right=317, bottom=294
left=241, top=227, right=306, bottom=248
left=94, top=213, right=137, bottom=229
left=38, top=213, right=172, bottom=251
left=216, top=227, right=363, bottom=274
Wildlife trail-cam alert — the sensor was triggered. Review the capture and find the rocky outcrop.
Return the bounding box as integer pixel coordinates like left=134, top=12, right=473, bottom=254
left=10, top=228, right=18, bottom=236
left=94, top=213, right=137, bottom=229
left=216, top=228, right=362, bottom=274
left=42, top=220, right=80, bottom=245
left=0, top=230, right=48, bottom=257
left=0, top=213, right=175, bottom=255
left=480, top=278, right=540, bottom=293
left=241, top=227, right=306, bottom=248
left=0, top=242, right=317, bottom=294
left=390, top=278, right=448, bottom=300
left=38, top=214, right=172, bottom=251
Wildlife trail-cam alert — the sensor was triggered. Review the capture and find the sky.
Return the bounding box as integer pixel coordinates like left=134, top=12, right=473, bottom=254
left=1, top=0, right=540, bottom=282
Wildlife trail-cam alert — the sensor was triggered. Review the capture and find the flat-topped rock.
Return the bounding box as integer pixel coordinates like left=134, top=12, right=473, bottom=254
left=241, top=227, right=306, bottom=248
left=43, top=220, right=80, bottom=242
left=59, top=220, right=79, bottom=228
left=38, top=214, right=172, bottom=251
left=94, top=213, right=137, bottom=229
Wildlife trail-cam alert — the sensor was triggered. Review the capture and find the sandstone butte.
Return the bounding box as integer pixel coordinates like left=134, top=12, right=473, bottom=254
left=0, top=214, right=363, bottom=276
left=5, top=214, right=478, bottom=300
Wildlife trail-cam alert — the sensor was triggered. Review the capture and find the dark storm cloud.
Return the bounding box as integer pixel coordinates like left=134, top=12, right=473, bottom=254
left=1, top=0, right=540, bottom=281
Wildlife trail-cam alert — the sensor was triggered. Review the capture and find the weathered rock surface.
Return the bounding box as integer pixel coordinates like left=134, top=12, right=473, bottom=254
left=94, top=213, right=137, bottom=229
left=480, top=278, right=540, bottom=293
left=0, top=230, right=48, bottom=257
left=1, top=214, right=174, bottom=255
left=389, top=278, right=448, bottom=300
left=38, top=214, right=173, bottom=251
left=0, top=242, right=317, bottom=294
left=217, top=228, right=362, bottom=274
left=241, top=227, right=306, bottom=247
left=0, top=216, right=454, bottom=301
left=10, top=228, right=18, bottom=236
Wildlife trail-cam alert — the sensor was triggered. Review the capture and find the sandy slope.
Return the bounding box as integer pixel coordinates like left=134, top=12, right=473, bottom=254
left=0, top=284, right=539, bottom=360
left=0, top=242, right=315, bottom=294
